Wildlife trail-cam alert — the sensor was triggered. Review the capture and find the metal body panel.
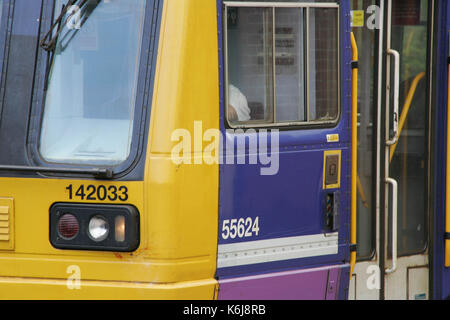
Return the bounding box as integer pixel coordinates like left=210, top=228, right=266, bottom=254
left=385, top=255, right=428, bottom=300
left=349, top=261, right=380, bottom=300
left=0, top=277, right=217, bottom=300
left=216, top=0, right=353, bottom=299
left=432, top=0, right=450, bottom=301
left=218, top=264, right=347, bottom=300
left=0, top=0, right=221, bottom=299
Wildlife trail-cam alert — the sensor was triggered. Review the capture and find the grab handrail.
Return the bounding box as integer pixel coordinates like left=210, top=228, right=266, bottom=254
left=389, top=71, right=426, bottom=162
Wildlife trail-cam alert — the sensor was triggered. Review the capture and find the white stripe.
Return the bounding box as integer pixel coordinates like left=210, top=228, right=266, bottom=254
left=218, top=233, right=339, bottom=268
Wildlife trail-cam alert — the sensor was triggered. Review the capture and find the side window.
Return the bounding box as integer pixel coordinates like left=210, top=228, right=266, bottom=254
left=224, top=3, right=339, bottom=127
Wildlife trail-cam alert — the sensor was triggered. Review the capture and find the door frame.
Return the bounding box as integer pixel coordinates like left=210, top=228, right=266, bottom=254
left=352, top=0, right=435, bottom=300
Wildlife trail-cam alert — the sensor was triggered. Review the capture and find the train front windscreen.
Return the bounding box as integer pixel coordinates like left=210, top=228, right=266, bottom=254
left=40, top=0, right=146, bottom=166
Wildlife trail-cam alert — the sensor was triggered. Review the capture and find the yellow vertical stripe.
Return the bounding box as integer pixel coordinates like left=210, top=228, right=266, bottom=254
left=350, top=32, right=358, bottom=276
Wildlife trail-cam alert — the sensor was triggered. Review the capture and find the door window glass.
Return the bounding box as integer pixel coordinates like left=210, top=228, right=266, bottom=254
left=225, top=3, right=339, bottom=127
left=389, top=0, right=429, bottom=256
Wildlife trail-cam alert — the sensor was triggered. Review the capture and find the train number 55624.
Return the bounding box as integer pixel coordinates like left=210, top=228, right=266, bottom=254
left=221, top=217, right=260, bottom=240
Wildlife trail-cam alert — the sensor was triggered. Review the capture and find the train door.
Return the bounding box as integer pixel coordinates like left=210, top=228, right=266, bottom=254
left=216, top=1, right=352, bottom=300
left=350, top=0, right=433, bottom=300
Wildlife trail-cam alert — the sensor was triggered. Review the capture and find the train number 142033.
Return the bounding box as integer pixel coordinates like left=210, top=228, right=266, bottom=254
left=66, top=184, right=129, bottom=202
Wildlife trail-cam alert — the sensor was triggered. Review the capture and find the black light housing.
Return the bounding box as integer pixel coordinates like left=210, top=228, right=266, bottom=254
left=50, top=203, right=140, bottom=252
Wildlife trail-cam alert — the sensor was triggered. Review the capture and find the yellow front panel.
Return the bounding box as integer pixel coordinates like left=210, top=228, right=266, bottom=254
left=0, top=277, right=218, bottom=300
left=0, top=0, right=220, bottom=299
left=0, top=179, right=150, bottom=282
left=144, top=0, right=220, bottom=279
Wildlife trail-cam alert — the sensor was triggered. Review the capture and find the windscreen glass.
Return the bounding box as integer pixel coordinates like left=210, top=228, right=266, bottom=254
left=40, top=0, right=146, bottom=165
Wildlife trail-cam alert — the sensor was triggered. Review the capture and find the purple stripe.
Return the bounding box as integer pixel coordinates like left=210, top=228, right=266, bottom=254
left=325, top=267, right=340, bottom=300
left=218, top=265, right=344, bottom=300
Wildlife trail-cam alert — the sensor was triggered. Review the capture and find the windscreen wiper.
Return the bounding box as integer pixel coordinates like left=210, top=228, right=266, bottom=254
left=41, top=0, right=101, bottom=90
left=40, top=0, right=89, bottom=52
left=57, top=0, right=102, bottom=52
left=41, top=0, right=102, bottom=52
left=0, top=165, right=113, bottom=179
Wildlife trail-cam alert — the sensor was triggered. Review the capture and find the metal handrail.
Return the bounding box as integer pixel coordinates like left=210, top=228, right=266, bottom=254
left=385, top=177, right=398, bottom=274
left=386, top=49, right=400, bottom=146
left=350, top=32, right=358, bottom=277
left=389, top=71, right=426, bottom=162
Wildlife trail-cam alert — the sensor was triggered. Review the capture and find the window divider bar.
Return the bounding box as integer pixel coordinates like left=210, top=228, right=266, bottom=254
left=306, top=7, right=310, bottom=122
left=224, top=4, right=230, bottom=125
left=299, top=8, right=305, bottom=122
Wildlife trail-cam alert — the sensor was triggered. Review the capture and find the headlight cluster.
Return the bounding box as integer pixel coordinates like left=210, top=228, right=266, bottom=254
left=50, top=203, right=140, bottom=252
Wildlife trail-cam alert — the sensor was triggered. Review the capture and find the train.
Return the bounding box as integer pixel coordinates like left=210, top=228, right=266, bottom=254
left=0, top=0, right=448, bottom=300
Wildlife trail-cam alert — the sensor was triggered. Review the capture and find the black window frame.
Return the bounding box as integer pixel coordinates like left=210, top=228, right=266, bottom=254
left=223, top=1, right=341, bottom=130
left=27, top=0, right=162, bottom=180
left=0, top=0, right=13, bottom=114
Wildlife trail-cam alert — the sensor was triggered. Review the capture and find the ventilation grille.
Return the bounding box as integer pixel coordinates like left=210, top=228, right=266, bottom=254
left=0, top=206, right=10, bottom=242
left=0, top=200, right=14, bottom=251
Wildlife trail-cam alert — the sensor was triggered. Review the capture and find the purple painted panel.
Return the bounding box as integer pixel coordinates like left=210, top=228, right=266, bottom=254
left=218, top=265, right=343, bottom=300
left=325, top=267, right=340, bottom=300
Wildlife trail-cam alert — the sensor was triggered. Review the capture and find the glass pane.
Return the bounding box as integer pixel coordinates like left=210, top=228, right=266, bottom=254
left=40, top=0, right=146, bottom=165
left=351, top=0, right=377, bottom=261
left=309, top=8, right=339, bottom=121
left=226, top=7, right=274, bottom=124
left=275, top=8, right=306, bottom=122
left=389, top=0, right=429, bottom=256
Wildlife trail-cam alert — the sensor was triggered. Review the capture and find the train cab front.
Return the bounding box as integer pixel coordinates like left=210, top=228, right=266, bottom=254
left=0, top=0, right=220, bottom=299
left=0, top=0, right=358, bottom=300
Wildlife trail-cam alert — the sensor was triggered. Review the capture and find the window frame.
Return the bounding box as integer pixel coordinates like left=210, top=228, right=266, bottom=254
left=0, top=0, right=12, bottom=111
left=27, top=0, right=160, bottom=180
left=223, top=1, right=341, bottom=129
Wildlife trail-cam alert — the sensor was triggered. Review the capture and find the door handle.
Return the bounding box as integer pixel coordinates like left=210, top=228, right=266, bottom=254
left=385, top=177, right=398, bottom=274
left=386, top=49, right=400, bottom=146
